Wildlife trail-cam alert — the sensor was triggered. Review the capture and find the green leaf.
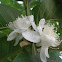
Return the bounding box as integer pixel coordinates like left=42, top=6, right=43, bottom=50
left=0, top=4, right=22, bottom=60
left=0, top=57, right=12, bottom=62
left=0, top=35, right=21, bottom=60
left=32, top=0, right=62, bottom=24
left=13, top=46, right=41, bottom=62
left=0, top=4, right=21, bottom=27
left=30, top=0, right=39, bottom=8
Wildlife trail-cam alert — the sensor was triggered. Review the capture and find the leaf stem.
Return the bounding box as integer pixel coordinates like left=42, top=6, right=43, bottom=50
left=23, top=0, right=30, bottom=16
left=47, top=19, right=62, bottom=21
left=0, top=27, right=8, bottom=30
left=32, top=43, right=36, bottom=56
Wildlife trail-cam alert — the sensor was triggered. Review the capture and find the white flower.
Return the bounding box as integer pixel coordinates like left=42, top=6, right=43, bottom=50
left=7, top=15, right=33, bottom=46
left=22, top=18, right=61, bottom=62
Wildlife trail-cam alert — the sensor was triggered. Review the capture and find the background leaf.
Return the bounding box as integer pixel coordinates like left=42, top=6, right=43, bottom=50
left=13, top=46, right=41, bottom=62
left=32, top=0, right=62, bottom=24
left=0, top=4, right=22, bottom=60
left=13, top=47, right=62, bottom=62
left=0, top=4, right=21, bottom=27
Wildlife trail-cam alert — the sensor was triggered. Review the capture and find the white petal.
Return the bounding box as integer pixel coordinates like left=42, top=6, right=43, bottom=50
left=14, top=34, right=23, bottom=46
left=37, top=18, right=45, bottom=35
left=45, top=47, right=49, bottom=58
left=14, top=29, right=25, bottom=33
left=31, top=21, right=38, bottom=32
left=22, top=30, right=40, bottom=43
left=40, top=47, right=47, bottom=62
left=8, top=22, right=15, bottom=30
left=39, top=18, right=45, bottom=28
left=41, top=34, right=57, bottom=47
left=7, top=29, right=24, bottom=41
left=37, top=26, right=42, bottom=35
left=13, top=16, right=31, bottom=30
left=28, top=15, right=38, bottom=31
left=28, top=15, right=34, bottom=22
left=7, top=31, right=17, bottom=41
left=14, top=34, right=19, bottom=46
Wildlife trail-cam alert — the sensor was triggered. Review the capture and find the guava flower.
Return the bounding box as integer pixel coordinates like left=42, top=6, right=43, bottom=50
left=22, top=18, right=61, bottom=62
left=7, top=15, right=33, bottom=46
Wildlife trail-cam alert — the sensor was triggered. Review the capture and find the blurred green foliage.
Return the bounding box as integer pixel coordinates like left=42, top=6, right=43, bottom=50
left=0, top=0, right=25, bottom=14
